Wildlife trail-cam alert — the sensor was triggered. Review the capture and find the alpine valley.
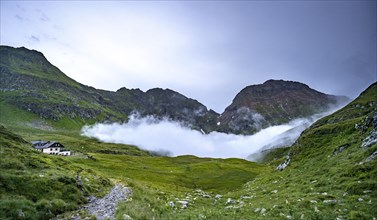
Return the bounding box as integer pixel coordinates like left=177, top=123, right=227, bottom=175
left=0, top=45, right=376, bottom=219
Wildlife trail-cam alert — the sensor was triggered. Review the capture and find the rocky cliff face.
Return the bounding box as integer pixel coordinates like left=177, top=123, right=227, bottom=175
left=217, top=80, right=349, bottom=134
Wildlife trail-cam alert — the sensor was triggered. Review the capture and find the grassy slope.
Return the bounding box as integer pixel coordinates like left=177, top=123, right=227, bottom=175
left=0, top=46, right=80, bottom=87
left=0, top=46, right=127, bottom=129
left=0, top=125, right=112, bottom=220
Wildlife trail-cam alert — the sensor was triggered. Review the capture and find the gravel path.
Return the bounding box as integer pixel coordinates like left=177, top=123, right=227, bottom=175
left=76, top=183, right=132, bottom=220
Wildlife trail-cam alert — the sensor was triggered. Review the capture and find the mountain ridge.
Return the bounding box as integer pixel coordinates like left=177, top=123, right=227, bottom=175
left=0, top=45, right=219, bottom=132
left=0, top=45, right=349, bottom=134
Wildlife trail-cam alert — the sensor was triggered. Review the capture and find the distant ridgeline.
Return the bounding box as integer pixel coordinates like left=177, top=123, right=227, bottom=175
left=0, top=45, right=349, bottom=134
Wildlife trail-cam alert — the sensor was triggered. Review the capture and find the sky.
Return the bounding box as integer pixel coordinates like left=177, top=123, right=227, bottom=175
left=1, top=1, right=376, bottom=113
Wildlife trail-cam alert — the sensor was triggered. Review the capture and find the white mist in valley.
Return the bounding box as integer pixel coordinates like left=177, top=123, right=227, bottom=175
left=81, top=110, right=335, bottom=160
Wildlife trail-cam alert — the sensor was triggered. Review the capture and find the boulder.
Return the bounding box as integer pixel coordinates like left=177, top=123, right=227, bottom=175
left=361, top=130, right=377, bottom=148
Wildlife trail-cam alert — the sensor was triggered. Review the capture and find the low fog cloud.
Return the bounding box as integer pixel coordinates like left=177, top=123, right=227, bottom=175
left=81, top=110, right=335, bottom=160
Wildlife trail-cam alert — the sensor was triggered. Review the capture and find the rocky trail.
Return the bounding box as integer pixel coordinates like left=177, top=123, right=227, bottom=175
left=83, top=183, right=132, bottom=220
left=57, top=183, right=132, bottom=220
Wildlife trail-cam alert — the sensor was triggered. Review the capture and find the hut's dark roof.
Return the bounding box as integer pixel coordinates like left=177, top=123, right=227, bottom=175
left=32, top=141, right=64, bottom=149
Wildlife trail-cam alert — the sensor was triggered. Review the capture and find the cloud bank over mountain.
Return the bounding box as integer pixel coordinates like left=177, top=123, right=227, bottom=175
left=82, top=112, right=331, bottom=159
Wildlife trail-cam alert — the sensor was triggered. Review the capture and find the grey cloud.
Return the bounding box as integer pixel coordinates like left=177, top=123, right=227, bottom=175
left=43, top=33, right=57, bottom=41
left=37, top=10, right=49, bottom=22
left=15, top=3, right=26, bottom=11
left=29, top=35, right=40, bottom=42
left=15, top=14, right=24, bottom=21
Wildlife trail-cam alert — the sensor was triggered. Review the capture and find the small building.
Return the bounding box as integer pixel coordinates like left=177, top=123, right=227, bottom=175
left=32, top=141, right=71, bottom=156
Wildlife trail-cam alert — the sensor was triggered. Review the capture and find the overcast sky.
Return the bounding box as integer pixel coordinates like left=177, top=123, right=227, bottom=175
left=1, top=1, right=376, bottom=113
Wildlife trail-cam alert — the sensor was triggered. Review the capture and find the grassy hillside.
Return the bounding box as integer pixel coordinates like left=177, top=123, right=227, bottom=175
left=0, top=125, right=112, bottom=220
left=0, top=46, right=80, bottom=87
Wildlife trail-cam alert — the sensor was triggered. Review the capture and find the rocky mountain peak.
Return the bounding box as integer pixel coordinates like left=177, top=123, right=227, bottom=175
left=262, top=79, right=310, bottom=89
left=240, top=80, right=311, bottom=96
left=217, top=80, right=350, bottom=134
left=116, top=87, right=143, bottom=94
left=1, top=45, right=49, bottom=68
